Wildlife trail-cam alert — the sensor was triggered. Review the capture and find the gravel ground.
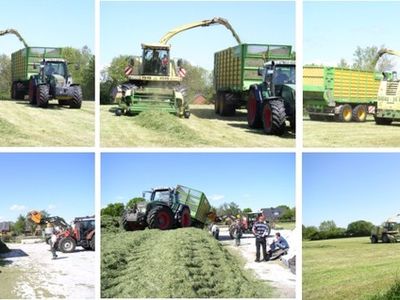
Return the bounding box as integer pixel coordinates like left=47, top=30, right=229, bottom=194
left=0, top=242, right=95, bottom=299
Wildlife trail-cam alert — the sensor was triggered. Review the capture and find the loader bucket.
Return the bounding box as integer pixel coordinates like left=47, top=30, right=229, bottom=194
left=29, top=211, right=42, bottom=224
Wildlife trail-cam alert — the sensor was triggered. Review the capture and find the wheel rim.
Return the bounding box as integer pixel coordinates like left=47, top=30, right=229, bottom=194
left=263, top=104, right=272, bottom=130
left=358, top=108, right=366, bottom=120
left=64, top=241, right=73, bottom=251
left=343, top=107, right=352, bottom=121
left=158, top=212, right=171, bottom=230
left=181, top=210, right=191, bottom=227
left=247, top=92, right=257, bottom=124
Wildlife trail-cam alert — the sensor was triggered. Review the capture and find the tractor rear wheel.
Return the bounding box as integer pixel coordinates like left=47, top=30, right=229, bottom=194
left=179, top=207, right=191, bottom=227
left=375, top=117, right=393, bottom=125
left=336, top=104, right=352, bottom=122
left=28, top=79, right=37, bottom=105
left=36, top=85, right=49, bottom=108
left=262, top=100, right=286, bottom=135
left=352, top=105, right=367, bottom=122
left=59, top=237, right=76, bottom=253
left=247, top=88, right=262, bottom=128
left=147, top=206, right=174, bottom=230
left=90, top=235, right=95, bottom=251
left=371, top=235, right=378, bottom=244
left=219, top=93, right=236, bottom=116
left=69, top=86, right=82, bottom=109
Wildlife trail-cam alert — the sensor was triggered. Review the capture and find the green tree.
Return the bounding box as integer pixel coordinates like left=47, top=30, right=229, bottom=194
left=181, top=60, right=214, bottom=103
left=217, top=202, right=241, bottom=217
left=126, top=197, right=145, bottom=209
left=242, top=208, right=252, bottom=214
left=319, top=220, right=337, bottom=232
left=337, top=58, right=350, bottom=69
left=13, top=214, right=26, bottom=235
left=352, top=45, right=394, bottom=71
left=101, top=202, right=125, bottom=217
left=280, top=207, right=295, bottom=222
left=346, top=220, right=374, bottom=237
left=302, top=225, right=319, bottom=240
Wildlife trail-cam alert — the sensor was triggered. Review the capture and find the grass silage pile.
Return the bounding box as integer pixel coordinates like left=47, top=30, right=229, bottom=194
left=102, top=227, right=272, bottom=298
left=0, top=240, right=10, bottom=253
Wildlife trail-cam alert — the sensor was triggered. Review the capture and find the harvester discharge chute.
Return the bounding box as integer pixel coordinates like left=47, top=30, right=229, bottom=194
left=113, top=17, right=241, bottom=118
left=0, top=28, right=29, bottom=48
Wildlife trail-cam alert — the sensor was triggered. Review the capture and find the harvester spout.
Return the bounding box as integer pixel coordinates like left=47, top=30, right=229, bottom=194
left=0, top=28, right=28, bottom=48
left=372, top=48, right=400, bottom=68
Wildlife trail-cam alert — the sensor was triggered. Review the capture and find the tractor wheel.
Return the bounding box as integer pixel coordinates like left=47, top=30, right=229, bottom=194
left=69, top=86, right=82, bottom=109
left=262, top=100, right=286, bottom=135
left=36, top=85, right=49, bottom=108
left=382, top=234, right=390, bottom=243
left=184, top=108, right=191, bottom=119
left=247, top=88, right=262, bottom=128
left=352, top=105, right=367, bottom=122
left=214, top=93, right=221, bottom=114
left=371, top=235, right=378, bottom=244
left=90, top=235, right=95, bottom=251
left=179, top=207, right=192, bottom=227
left=336, top=104, right=352, bottom=122
left=147, top=206, right=174, bottom=230
left=375, top=117, right=393, bottom=125
left=59, top=237, right=76, bottom=253
left=219, top=93, right=236, bottom=116
left=28, top=79, right=37, bottom=105
left=115, top=108, right=122, bottom=116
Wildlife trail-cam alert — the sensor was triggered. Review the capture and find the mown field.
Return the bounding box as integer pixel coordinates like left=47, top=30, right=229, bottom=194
left=101, top=227, right=273, bottom=298
left=101, top=104, right=295, bottom=147
left=0, top=100, right=94, bottom=146
left=304, top=116, right=400, bottom=148
left=303, top=237, right=400, bottom=300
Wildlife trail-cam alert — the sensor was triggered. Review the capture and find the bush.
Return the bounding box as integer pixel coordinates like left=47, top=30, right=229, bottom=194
left=370, top=280, right=400, bottom=300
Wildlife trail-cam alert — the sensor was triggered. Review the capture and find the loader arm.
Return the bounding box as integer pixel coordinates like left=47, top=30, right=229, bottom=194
left=372, top=48, right=400, bottom=68
left=0, top=28, right=28, bottom=48
left=159, top=17, right=241, bottom=45
left=27, top=211, right=70, bottom=230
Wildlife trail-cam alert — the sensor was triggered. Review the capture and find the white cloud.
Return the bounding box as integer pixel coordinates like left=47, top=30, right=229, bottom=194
left=9, top=204, right=26, bottom=211
left=209, top=194, right=225, bottom=202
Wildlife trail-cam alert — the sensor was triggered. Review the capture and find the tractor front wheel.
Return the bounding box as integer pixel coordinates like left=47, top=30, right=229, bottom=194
left=352, top=105, right=367, bottom=122
left=28, top=79, right=37, bottom=105
left=90, top=235, right=95, bottom=251
left=69, top=86, right=82, bottom=109
left=36, top=85, right=49, bottom=108
left=147, top=206, right=174, bottom=230
left=262, top=100, right=286, bottom=135
left=59, top=237, right=77, bottom=253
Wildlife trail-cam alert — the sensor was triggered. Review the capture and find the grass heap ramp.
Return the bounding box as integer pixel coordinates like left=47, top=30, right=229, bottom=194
left=0, top=240, right=10, bottom=253
left=102, top=227, right=272, bottom=298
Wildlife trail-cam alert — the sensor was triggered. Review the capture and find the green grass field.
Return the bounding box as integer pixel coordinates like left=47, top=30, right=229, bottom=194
left=102, top=227, right=273, bottom=298
left=303, top=116, right=400, bottom=148
left=303, top=237, right=400, bottom=300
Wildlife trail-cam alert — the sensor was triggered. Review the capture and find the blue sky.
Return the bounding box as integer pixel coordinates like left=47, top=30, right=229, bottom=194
left=100, top=1, right=295, bottom=70
left=0, top=0, right=94, bottom=56
left=303, top=153, right=400, bottom=228
left=0, top=153, right=94, bottom=223
left=304, top=1, right=400, bottom=66
left=101, top=153, right=295, bottom=211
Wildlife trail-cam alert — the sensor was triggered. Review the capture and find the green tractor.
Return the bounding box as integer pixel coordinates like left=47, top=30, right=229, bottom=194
left=121, top=185, right=212, bottom=231
left=371, top=215, right=400, bottom=243
left=247, top=59, right=296, bottom=135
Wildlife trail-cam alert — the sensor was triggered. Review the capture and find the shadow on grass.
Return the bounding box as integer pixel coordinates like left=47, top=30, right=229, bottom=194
left=16, top=101, right=67, bottom=110
left=190, top=107, right=247, bottom=121
left=228, top=122, right=296, bottom=139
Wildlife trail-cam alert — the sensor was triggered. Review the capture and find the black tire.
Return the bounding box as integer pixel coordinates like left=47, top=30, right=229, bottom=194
left=371, top=235, right=378, bottom=244
left=382, top=234, right=390, bottom=243
left=247, top=88, right=262, bottom=128
left=36, top=85, right=49, bottom=108
left=69, top=86, right=82, bottom=109
left=147, top=206, right=174, bottom=230
left=184, top=109, right=190, bottom=119
left=214, top=92, right=221, bottom=114
left=219, top=93, right=236, bottom=116
left=262, top=100, right=286, bottom=135
left=336, top=104, right=352, bottom=122
left=115, top=108, right=122, bottom=116
left=29, top=78, right=37, bottom=105
left=11, top=82, right=16, bottom=100
left=375, top=117, right=393, bottom=125
left=352, top=105, right=367, bottom=122
left=90, top=235, right=95, bottom=251
left=59, top=237, right=76, bottom=253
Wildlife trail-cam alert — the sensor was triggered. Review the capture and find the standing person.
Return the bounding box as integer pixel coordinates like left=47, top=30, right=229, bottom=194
left=252, top=214, right=269, bottom=262
left=211, top=223, right=219, bottom=240
left=233, top=219, right=242, bottom=246
left=50, top=227, right=59, bottom=259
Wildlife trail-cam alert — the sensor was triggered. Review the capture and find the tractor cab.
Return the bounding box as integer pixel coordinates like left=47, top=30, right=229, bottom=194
left=260, top=60, right=296, bottom=94
left=73, top=216, right=95, bottom=241
left=141, top=44, right=171, bottom=76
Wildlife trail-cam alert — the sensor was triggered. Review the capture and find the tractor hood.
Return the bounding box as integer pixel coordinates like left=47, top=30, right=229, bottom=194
left=50, top=74, right=66, bottom=87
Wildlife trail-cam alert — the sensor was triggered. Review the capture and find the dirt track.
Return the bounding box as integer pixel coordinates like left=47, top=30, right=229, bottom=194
left=219, top=227, right=296, bottom=298
left=0, top=242, right=94, bottom=299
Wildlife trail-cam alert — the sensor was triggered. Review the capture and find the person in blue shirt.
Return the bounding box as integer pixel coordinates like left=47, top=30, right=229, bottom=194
left=269, top=232, right=289, bottom=255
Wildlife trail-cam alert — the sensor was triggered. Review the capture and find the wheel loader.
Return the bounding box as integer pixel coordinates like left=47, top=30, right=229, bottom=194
left=121, top=185, right=214, bottom=231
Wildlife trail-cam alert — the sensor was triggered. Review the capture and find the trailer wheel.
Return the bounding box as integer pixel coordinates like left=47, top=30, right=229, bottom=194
left=59, top=237, right=76, bottom=253
left=36, top=85, right=49, bottom=108
left=180, top=207, right=192, bottom=227
left=247, top=88, right=262, bottom=128
left=90, top=235, right=95, bottom=251
left=28, top=79, right=37, bottom=105
left=11, top=82, right=16, bottom=100
left=352, top=105, right=367, bottom=122
left=147, top=206, right=174, bottom=230
left=262, top=100, right=286, bottom=135
left=371, top=235, right=378, bottom=244
left=214, top=92, right=221, bottom=114
left=375, top=117, right=393, bottom=125
left=219, top=93, right=236, bottom=116
left=336, top=104, right=352, bottom=122
left=70, top=86, right=82, bottom=109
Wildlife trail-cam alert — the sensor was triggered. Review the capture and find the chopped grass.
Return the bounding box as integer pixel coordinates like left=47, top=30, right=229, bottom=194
left=370, top=281, right=400, bottom=300
left=102, top=227, right=273, bottom=298
left=0, top=240, right=10, bottom=253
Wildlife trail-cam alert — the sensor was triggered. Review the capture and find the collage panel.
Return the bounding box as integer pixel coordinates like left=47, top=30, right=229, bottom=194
left=0, top=153, right=95, bottom=299
left=101, top=152, right=296, bottom=298
left=303, top=153, right=400, bottom=300
left=303, top=1, right=400, bottom=148
left=0, top=0, right=95, bottom=147
left=100, top=1, right=296, bottom=147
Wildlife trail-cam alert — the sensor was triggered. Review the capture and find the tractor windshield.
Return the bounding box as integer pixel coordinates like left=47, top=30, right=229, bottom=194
left=152, top=190, right=172, bottom=204
left=273, top=65, right=296, bottom=85
left=45, top=62, right=67, bottom=78
left=142, top=48, right=169, bottom=76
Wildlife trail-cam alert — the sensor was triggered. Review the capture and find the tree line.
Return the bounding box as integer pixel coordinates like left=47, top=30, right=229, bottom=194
left=303, top=220, right=375, bottom=241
